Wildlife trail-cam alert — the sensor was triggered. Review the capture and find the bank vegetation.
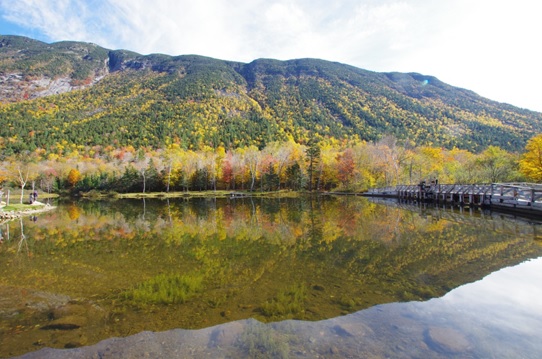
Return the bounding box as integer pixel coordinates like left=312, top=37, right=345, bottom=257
left=1, top=134, right=541, bottom=199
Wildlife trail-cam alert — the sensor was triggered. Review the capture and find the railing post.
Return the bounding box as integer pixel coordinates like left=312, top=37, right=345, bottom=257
left=490, top=184, right=495, bottom=205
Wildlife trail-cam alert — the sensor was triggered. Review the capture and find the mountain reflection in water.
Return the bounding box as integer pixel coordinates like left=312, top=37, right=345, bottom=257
left=1, top=196, right=541, bottom=358
left=20, top=256, right=542, bottom=358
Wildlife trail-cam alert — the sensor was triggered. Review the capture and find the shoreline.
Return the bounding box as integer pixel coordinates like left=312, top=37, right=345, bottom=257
left=79, top=190, right=304, bottom=199
left=0, top=201, right=56, bottom=220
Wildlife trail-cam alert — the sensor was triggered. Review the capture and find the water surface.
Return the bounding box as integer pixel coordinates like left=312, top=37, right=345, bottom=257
left=1, top=196, right=541, bottom=358
left=21, top=256, right=542, bottom=358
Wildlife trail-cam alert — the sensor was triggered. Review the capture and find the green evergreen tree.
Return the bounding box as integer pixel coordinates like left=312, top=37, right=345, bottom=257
left=306, top=139, right=320, bottom=191
left=285, top=162, right=304, bottom=190
left=263, top=164, right=279, bottom=192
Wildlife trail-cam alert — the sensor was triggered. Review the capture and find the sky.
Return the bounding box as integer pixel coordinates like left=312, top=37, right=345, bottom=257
left=0, top=0, right=541, bottom=112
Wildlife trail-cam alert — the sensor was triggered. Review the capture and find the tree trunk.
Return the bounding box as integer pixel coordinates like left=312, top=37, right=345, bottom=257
left=18, top=168, right=29, bottom=204
left=308, top=158, right=314, bottom=191
left=20, top=185, right=25, bottom=204
left=317, top=166, right=323, bottom=192
left=166, top=164, right=172, bottom=193
left=142, top=172, right=146, bottom=193
left=250, top=172, right=255, bottom=191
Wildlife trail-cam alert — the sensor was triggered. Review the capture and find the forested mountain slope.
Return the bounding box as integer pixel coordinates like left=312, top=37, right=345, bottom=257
left=1, top=35, right=541, bottom=155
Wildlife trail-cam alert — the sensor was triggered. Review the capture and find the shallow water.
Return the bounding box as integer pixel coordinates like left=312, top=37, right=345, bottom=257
left=1, top=196, right=541, bottom=358
left=20, top=256, right=542, bottom=358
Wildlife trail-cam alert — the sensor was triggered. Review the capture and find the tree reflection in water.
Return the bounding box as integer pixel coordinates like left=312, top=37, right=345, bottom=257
left=1, top=196, right=541, bottom=358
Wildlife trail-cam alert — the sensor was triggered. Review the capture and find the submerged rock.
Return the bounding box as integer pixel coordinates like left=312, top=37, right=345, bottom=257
left=40, top=323, right=81, bottom=331
left=425, top=326, right=471, bottom=354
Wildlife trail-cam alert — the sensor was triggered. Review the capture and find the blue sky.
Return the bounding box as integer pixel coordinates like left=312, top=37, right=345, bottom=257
left=1, top=0, right=541, bottom=112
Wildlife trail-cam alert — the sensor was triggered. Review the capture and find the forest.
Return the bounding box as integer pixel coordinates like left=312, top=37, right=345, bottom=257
left=1, top=133, right=541, bottom=199
left=3, top=35, right=542, bottom=157
left=1, top=35, right=542, bottom=198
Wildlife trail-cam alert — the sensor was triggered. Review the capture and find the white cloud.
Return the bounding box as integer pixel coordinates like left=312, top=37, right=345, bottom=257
left=0, top=0, right=118, bottom=48
left=395, top=0, right=542, bottom=110
left=1, top=0, right=542, bottom=111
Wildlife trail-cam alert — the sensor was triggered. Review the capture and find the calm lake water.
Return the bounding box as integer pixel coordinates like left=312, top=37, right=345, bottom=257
left=1, top=196, right=541, bottom=358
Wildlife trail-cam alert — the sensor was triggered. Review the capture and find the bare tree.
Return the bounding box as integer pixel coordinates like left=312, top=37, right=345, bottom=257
left=17, top=167, right=29, bottom=204
left=133, top=157, right=150, bottom=193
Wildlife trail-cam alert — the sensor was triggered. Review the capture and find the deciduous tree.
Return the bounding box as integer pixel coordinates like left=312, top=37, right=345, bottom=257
left=336, top=148, right=355, bottom=188
left=519, top=134, right=542, bottom=182
left=67, top=168, right=82, bottom=188
left=476, top=146, right=518, bottom=183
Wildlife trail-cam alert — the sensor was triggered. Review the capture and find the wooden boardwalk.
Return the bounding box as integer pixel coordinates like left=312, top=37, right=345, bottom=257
left=364, top=182, right=542, bottom=216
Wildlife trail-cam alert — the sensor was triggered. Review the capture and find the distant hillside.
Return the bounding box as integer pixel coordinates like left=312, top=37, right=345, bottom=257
left=1, top=35, right=541, bottom=155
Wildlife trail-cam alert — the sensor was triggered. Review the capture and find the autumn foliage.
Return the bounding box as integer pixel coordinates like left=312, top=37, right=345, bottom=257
left=519, top=134, right=542, bottom=181
left=67, top=168, right=82, bottom=188
left=0, top=134, right=534, bottom=195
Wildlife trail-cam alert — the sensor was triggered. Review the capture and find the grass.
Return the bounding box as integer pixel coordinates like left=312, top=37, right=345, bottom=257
left=4, top=189, right=302, bottom=200
left=114, top=190, right=300, bottom=199
left=1, top=190, right=57, bottom=213
left=124, top=273, right=204, bottom=305
left=238, top=321, right=290, bottom=359
left=116, top=190, right=232, bottom=199
left=2, top=203, right=45, bottom=212
left=260, top=284, right=307, bottom=318
left=1, top=189, right=59, bottom=200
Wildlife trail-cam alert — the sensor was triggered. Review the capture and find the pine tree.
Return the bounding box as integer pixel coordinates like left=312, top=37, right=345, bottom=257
left=306, top=139, right=320, bottom=191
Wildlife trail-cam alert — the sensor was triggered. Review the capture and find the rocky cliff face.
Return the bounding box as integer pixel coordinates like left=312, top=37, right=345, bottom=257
left=0, top=36, right=183, bottom=102
left=0, top=35, right=110, bottom=102
left=0, top=71, right=108, bottom=102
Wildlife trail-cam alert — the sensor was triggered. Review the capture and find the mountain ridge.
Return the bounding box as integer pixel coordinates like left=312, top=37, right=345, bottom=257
left=1, top=34, right=541, bottom=154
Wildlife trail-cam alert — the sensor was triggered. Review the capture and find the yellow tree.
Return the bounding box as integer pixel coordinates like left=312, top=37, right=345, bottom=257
left=265, top=140, right=301, bottom=189
left=162, top=144, right=184, bottom=192
left=414, top=146, right=445, bottom=183
left=244, top=145, right=262, bottom=191
left=319, top=144, right=339, bottom=190
left=476, top=146, right=518, bottom=183
left=202, top=146, right=223, bottom=191
left=178, top=150, right=199, bottom=191
left=519, top=134, right=542, bottom=182
left=67, top=168, right=82, bottom=188
left=351, top=142, right=376, bottom=190
left=444, top=148, right=476, bottom=184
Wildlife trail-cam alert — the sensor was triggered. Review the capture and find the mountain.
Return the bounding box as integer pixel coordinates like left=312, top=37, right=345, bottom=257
left=1, top=35, right=541, bottom=155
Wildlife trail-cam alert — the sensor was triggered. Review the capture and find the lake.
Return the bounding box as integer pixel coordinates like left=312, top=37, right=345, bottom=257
left=1, top=195, right=541, bottom=358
